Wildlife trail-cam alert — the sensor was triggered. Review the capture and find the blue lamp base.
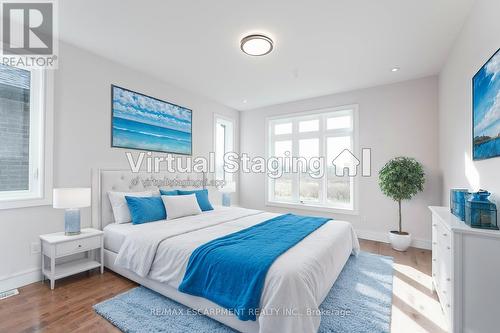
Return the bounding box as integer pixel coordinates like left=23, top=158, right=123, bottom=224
left=65, top=208, right=81, bottom=236
left=222, top=193, right=231, bottom=207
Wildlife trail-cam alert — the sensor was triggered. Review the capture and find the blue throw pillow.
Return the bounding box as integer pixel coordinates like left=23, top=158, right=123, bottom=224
left=160, top=189, right=179, bottom=196
left=125, top=196, right=167, bottom=225
left=177, top=189, right=214, bottom=211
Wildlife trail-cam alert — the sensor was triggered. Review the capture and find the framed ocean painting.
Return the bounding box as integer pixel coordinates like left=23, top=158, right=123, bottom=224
left=111, top=85, right=192, bottom=155
left=473, top=48, right=500, bottom=160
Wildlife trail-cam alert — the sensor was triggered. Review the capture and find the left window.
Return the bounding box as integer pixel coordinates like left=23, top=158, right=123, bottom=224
left=214, top=114, right=234, bottom=183
left=0, top=64, right=52, bottom=208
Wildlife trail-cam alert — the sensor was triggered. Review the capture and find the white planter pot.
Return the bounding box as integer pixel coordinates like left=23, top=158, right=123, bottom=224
left=388, top=231, right=412, bottom=251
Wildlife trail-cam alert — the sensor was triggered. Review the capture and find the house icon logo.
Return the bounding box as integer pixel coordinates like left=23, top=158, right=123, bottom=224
left=331, top=148, right=371, bottom=177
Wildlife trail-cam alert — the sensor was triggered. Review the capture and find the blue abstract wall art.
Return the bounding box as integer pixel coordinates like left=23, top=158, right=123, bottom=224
left=473, top=48, right=500, bottom=160
left=111, top=85, right=192, bottom=155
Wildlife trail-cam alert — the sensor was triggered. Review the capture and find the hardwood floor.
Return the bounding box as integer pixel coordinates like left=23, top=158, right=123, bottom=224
left=359, top=240, right=447, bottom=333
left=0, top=240, right=446, bottom=333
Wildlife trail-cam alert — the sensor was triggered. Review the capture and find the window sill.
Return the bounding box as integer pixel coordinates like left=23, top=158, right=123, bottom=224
left=266, top=201, right=358, bottom=215
left=0, top=197, right=52, bottom=210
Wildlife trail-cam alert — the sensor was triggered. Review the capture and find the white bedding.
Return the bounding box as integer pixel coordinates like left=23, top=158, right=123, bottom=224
left=113, top=206, right=360, bottom=333
left=103, top=206, right=251, bottom=253
left=103, top=222, right=134, bottom=253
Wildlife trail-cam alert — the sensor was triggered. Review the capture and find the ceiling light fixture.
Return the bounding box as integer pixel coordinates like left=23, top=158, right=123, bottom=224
left=391, top=67, right=400, bottom=72
left=240, top=34, right=274, bottom=56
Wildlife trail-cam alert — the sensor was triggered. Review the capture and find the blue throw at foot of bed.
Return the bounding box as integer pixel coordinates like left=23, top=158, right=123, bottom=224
left=178, top=213, right=331, bottom=321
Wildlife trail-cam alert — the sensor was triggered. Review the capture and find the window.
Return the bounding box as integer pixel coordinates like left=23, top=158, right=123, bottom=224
left=214, top=114, right=234, bottom=182
left=0, top=64, right=53, bottom=209
left=267, top=106, right=358, bottom=213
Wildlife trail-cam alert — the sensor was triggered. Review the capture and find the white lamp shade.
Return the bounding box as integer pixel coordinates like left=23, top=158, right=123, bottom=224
left=53, top=188, right=91, bottom=209
left=219, top=182, right=236, bottom=194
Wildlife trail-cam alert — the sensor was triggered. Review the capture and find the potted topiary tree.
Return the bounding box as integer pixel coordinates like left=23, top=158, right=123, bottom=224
left=379, top=157, right=425, bottom=251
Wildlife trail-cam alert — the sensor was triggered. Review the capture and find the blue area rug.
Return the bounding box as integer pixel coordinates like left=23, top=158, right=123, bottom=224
left=94, top=252, right=393, bottom=333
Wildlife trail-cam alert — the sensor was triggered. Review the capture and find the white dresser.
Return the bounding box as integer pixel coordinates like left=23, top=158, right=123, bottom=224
left=429, top=206, right=500, bottom=333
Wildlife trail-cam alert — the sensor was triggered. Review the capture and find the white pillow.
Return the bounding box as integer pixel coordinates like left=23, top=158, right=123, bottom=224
left=107, top=190, right=157, bottom=223
left=162, top=194, right=201, bottom=220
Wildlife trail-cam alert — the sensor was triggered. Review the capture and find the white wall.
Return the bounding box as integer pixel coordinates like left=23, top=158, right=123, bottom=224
left=240, top=77, right=440, bottom=248
left=439, top=0, right=500, bottom=204
left=0, top=42, right=239, bottom=292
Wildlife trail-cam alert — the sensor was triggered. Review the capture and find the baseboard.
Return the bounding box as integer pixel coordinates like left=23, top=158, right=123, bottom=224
left=0, top=268, right=42, bottom=293
left=0, top=253, right=87, bottom=292
left=355, top=229, right=431, bottom=250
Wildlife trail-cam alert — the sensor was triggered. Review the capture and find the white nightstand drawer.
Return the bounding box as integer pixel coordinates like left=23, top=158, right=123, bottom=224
left=56, top=236, right=101, bottom=257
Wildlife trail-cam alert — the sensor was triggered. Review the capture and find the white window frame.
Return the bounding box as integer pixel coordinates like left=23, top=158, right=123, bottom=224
left=0, top=68, right=54, bottom=209
left=213, top=113, right=235, bottom=183
left=265, top=105, right=359, bottom=215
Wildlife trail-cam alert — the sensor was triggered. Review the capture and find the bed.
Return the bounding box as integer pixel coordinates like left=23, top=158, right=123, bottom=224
left=93, top=169, right=360, bottom=333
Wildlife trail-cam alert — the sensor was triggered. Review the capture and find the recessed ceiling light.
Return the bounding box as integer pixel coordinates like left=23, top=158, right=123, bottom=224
left=391, top=67, right=400, bottom=72
left=242, top=99, right=248, bottom=104
left=240, top=34, right=274, bottom=56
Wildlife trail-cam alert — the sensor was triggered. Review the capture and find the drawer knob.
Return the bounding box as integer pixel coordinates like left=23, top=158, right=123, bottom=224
left=447, top=246, right=451, bottom=250
left=432, top=224, right=437, bottom=227
left=432, top=273, right=436, bottom=277
left=443, top=233, right=448, bottom=236
left=78, top=244, right=82, bottom=248
left=447, top=304, right=450, bottom=308
left=432, top=259, right=436, bottom=262
left=433, top=242, right=437, bottom=245
left=442, top=290, right=446, bottom=294
left=446, top=278, right=451, bottom=282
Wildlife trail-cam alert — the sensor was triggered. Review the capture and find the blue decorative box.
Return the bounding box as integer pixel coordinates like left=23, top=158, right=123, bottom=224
left=464, top=191, right=498, bottom=230
left=450, top=189, right=469, bottom=221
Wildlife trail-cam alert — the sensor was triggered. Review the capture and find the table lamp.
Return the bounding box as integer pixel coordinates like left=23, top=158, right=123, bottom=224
left=219, top=182, right=236, bottom=207
left=53, top=188, right=91, bottom=235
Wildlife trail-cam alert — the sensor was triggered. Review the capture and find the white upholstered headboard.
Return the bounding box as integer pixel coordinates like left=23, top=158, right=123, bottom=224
left=92, top=169, right=220, bottom=230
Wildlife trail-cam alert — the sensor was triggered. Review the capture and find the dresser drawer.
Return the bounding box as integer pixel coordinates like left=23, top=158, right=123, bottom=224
left=55, top=236, right=101, bottom=257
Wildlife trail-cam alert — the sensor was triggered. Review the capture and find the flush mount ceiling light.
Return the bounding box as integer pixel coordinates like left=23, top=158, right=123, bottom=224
left=391, top=67, right=400, bottom=72
left=240, top=34, right=274, bottom=56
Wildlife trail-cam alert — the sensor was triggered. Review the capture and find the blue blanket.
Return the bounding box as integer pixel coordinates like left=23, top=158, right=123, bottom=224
left=178, top=213, right=331, bottom=321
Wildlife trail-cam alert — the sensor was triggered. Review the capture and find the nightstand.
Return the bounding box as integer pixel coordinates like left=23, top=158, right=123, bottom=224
left=40, top=228, right=104, bottom=289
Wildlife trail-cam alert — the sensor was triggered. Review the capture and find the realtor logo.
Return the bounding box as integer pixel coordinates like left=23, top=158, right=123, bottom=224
left=1, top=0, right=58, bottom=68
left=2, top=2, right=53, bottom=54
